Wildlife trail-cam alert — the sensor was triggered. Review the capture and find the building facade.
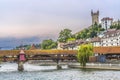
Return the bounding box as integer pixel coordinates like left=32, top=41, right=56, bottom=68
left=57, top=11, right=120, bottom=50
left=101, top=17, right=113, bottom=30
left=101, top=29, right=120, bottom=46
left=112, top=20, right=120, bottom=25
left=57, top=39, right=86, bottom=50
left=90, top=37, right=101, bottom=47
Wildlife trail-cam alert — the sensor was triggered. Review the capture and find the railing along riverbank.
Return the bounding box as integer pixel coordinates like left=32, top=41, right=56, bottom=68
left=68, top=62, right=120, bottom=70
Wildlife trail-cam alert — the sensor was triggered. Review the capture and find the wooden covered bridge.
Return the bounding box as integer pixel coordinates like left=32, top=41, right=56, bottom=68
left=94, top=46, right=120, bottom=60
left=0, top=50, right=77, bottom=62
left=0, top=46, right=120, bottom=62
left=0, top=46, right=120, bottom=71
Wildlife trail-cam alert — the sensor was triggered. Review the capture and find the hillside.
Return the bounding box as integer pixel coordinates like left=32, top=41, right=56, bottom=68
left=74, top=23, right=104, bottom=39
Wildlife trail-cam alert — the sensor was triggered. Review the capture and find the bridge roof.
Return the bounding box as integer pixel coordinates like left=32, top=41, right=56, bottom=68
left=0, top=46, right=120, bottom=56
left=0, top=50, right=77, bottom=56
left=93, top=46, right=120, bottom=54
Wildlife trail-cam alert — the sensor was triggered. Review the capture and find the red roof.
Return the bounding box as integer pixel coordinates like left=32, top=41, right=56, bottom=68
left=101, top=17, right=113, bottom=21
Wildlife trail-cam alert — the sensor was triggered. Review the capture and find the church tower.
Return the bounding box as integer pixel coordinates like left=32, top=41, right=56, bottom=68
left=91, top=10, right=99, bottom=25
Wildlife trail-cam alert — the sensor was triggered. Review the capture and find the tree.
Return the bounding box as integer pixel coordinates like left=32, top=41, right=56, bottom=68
left=110, top=24, right=120, bottom=30
left=75, top=24, right=104, bottom=39
left=41, top=39, right=57, bottom=49
left=67, top=38, right=76, bottom=42
left=77, top=44, right=93, bottom=66
left=26, top=45, right=31, bottom=50
left=58, top=29, right=73, bottom=42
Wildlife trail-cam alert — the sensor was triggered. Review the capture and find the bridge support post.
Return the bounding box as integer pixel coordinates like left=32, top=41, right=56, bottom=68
left=57, top=64, right=62, bottom=69
left=18, top=50, right=26, bottom=71
left=56, top=54, right=62, bottom=69
left=3, top=56, right=7, bottom=62
left=18, top=61, right=24, bottom=71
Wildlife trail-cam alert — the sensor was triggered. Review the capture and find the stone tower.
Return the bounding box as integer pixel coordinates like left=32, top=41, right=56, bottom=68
left=91, top=10, right=99, bottom=25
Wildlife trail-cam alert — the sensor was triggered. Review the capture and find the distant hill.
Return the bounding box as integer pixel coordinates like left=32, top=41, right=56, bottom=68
left=0, top=36, right=50, bottom=50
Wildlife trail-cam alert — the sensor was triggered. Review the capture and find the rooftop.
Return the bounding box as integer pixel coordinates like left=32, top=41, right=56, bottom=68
left=102, top=29, right=120, bottom=38
left=91, top=37, right=101, bottom=42
left=94, top=46, right=120, bottom=54
left=101, top=17, right=113, bottom=21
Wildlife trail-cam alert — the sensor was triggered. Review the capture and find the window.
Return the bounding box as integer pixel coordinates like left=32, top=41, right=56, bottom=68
left=117, top=43, right=119, bottom=46
left=111, top=34, right=114, bottom=36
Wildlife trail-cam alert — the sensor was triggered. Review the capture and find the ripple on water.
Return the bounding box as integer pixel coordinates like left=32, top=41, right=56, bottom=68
left=0, top=63, right=120, bottom=80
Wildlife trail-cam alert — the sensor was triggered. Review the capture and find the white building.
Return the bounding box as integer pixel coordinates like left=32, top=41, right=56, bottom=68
left=101, top=29, right=120, bottom=46
left=90, top=37, right=101, bottom=47
left=57, top=29, right=120, bottom=50
left=112, top=20, right=120, bottom=25
left=57, top=39, right=86, bottom=50
left=101, top=17, right=113, bottom=30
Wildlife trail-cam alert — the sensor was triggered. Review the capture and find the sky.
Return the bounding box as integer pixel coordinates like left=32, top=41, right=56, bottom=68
left=0, top=0, right=120, bottom=48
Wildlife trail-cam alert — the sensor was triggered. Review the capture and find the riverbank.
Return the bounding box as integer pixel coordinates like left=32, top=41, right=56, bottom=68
left=68, top=63, right=120, bottom=70
left=1, top=61, right=120, bottom=71
left=28, top=60, right=120, bottom=70
left=27, top=60, right=120, bottom=70
left=28, top=60, right=75, bottom=66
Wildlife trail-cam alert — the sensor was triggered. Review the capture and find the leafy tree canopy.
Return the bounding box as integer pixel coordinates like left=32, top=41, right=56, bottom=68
left=75, top=24, right=104, bottom=39
left=110, top=24, right=120, bottom=30
left=58, top=29, right=73, bottom=42
left=67, top=38, right=76, bottom=42
left=77, top=44, right=93, bottom=66
left=41, top=39, right=57, bottom=49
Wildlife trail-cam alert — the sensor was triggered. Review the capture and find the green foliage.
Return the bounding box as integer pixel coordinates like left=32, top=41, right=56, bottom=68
left=26, top=45, right=31, bottom=50
left=75, top=24, right=104, bottom=39
left=110, top=24, right=120, bottom=30
left=58, top=29, right=73, bottom=42
left=67, top=38, right=76, bottom=42
left=58, top=24, right=104, bottom=42
left=77, top=44, right=93, bottom=66
left=41, top=39, right=57, bottom=49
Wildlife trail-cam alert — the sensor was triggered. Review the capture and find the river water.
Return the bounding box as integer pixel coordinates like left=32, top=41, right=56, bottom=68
left=0, top=62, right=120, bottom=80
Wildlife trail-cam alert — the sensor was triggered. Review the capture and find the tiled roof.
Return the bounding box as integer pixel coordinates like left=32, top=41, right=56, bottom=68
left=60, top=39, right=86, bottom=48
left=94, top=46, right=120, bottom=54
left=104, top=30, right=116, bottom=35
left=101, top=17, right=113, bottom=21
left=91, top=37, right=101, bottom=42
left=76, top=39, right=85, bottom=45
left=103, top=29, right=120, bottom=38
left=29, top=44, right=36, bottom=50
